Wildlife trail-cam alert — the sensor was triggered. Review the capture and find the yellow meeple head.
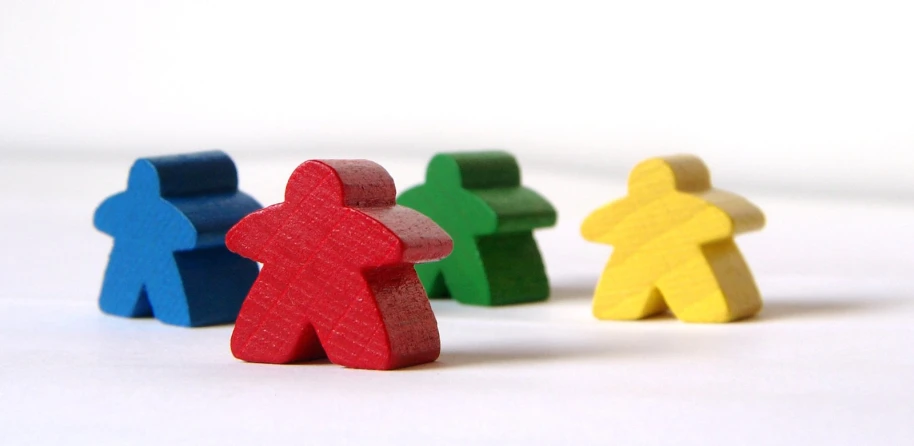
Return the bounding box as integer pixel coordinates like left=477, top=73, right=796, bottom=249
left=628, top=154, right=712, bottom=197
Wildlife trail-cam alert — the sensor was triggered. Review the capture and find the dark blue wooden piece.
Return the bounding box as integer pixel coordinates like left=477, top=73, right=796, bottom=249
left=94, top=150, right=261, bottom=327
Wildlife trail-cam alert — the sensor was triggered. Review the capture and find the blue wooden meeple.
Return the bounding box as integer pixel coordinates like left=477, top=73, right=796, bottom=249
left=94, top=150, right=262, bottom=327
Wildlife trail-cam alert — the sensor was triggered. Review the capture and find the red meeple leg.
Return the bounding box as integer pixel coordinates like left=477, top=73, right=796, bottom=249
left=230, top=265, right=325, bottom=363
left=307, top=263, right=439, bottom=370
left=366, top=264, right=441, bottom=369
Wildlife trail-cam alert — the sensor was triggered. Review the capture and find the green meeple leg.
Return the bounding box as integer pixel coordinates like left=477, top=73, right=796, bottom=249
left=426, top=239, right=491, bottom=304
left=415, top=261, right=448, bottom=298
left=423, top=233, right=549, bottom=306
left=475, top=232, right=549, bottom=305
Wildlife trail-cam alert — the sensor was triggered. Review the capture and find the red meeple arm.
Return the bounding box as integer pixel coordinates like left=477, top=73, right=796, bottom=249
left=225, top=203, right=287, bottom=263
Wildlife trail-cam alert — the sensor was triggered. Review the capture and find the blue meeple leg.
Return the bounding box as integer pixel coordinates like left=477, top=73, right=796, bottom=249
left=174, top=246, right=259, bottom=326
left=140, top=248, right=257, bottom=327
left=143, top=254, right=193, bottom=326
left=98, top=244, right=153, bottom=318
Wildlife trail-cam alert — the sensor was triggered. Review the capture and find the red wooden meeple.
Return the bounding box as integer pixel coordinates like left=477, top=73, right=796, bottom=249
left=225, top=159, right=453, bottom=370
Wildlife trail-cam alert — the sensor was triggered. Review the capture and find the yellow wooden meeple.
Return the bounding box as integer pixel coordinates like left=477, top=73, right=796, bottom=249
left=581, top=155, right=765, bottom=323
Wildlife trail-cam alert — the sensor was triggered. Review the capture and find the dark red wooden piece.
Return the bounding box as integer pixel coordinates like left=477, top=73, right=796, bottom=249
left=226, top=160, right=453, bottom=370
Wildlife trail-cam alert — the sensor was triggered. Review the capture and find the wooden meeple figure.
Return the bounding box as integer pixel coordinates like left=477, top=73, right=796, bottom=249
left=398, top=151, right=556, bottom=306
left=226, top=159, right=453, bottom=370
left=581, top=154, right=765, bottom=323
left=94, top=151, right=261, bottom=327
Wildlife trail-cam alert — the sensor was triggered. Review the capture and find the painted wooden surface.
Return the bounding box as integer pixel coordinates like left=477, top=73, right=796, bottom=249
left=226, top=159, right=453, bottom=370
left=399, top=151, right=556, bottom=306
left=582, top=155, right=765, bottom=322
left=94, top=151, right=261, bottom=327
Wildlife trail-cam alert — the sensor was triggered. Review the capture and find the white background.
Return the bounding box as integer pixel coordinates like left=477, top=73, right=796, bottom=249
left=2, top=1, right=913, bottom=445
left=2, top=0, right=914, bottom=198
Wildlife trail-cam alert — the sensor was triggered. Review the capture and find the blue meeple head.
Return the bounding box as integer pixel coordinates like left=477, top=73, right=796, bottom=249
left=126, top=150, right=239, bottom=197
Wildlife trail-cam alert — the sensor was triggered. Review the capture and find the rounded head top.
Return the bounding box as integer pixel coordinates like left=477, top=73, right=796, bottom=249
left=426, top=151, right=520, bottom=189
left=126, top=160, right=162, bottom=195
left=126, top=150, right=238, bottom=197
left=285, top=159, right=396, bottom=208
left=628, top=154, right=712, bottom=197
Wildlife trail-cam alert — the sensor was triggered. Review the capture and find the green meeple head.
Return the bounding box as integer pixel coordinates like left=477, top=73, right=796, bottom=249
left=426, top=151, right=521, bottom=189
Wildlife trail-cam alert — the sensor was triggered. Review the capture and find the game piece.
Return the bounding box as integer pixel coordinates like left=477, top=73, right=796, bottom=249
left=94, top=150, right=262, bottom=327
left=398, top=151, right=557, bottom=306
left=226, top=159, right=453, bottom=370
left=581, top=154, right=766, bottom=323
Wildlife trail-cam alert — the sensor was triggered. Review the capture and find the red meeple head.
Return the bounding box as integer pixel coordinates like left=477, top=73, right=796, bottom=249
left=284, top=159, right=396, bottom=208
left=282, top=159, right=452, bottom=265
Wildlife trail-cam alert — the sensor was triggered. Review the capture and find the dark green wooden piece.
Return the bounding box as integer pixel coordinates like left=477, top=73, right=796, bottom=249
left=398, top=151, right=557, bottom=306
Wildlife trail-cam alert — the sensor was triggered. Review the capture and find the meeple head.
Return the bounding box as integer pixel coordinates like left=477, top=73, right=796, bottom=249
left=126, top=150, right=239, bottom=197
left=426, top=151, right=521, bottom=189
left=284, top=159, right=396, bottom=208
left=628, top=155, right=712, bottom=197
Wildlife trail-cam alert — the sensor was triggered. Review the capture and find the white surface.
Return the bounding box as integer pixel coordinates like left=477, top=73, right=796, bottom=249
left=3, top=0, right=914, bottom=199
left=1, top=156, right=913, bottom=445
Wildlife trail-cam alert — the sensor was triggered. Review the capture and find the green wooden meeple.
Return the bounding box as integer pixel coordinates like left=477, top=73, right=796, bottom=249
left=398, top=151, right=557, bottom=306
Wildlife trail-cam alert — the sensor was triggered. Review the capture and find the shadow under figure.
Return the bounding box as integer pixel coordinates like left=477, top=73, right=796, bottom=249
left=549, top=284, right=604, bottom=302
left=581, top=154, right=766, bottom=323
left=754, top=296, right=904, bottom=321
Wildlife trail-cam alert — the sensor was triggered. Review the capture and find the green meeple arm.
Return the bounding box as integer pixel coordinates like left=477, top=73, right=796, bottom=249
left=424, top=151, right=556, bottom=234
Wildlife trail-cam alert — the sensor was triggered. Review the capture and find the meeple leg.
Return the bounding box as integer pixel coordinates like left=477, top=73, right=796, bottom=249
left=476, top=232, right=549, bottom=305
left=657, top=239, right=762, bottom=323
left=98, top=245, right=153, bottom=318
left=414, top=261, right=448, bottom=298
left=174, top=247, right=259, bottom=326
left=230, top=265, right=325, bottom=363
left=439, top=239, right=493, bottom=305
left=592, top=253, right=667, bottom=320
left=313, top=264, right=440, bottom=370
left=143, top=255, right=194, bottom=326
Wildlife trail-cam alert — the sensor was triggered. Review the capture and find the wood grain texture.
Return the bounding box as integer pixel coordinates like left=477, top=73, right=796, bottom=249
left=226, top=159, right=453, bottom=370
left=398, top=151, right=557, bottom=306
left=94, top=150, right=262, bottom=327
left=581, top=155, right=765, bottom=323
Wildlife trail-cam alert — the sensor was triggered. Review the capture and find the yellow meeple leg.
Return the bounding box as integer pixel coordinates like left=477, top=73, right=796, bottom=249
left=592, top=253, right=668, bottom=320
left=657, top=239, right=762, bottom=323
